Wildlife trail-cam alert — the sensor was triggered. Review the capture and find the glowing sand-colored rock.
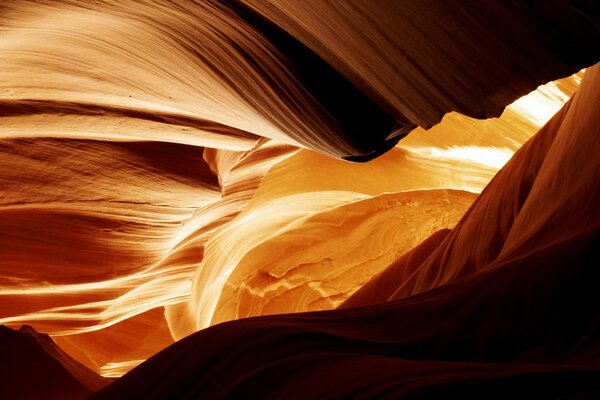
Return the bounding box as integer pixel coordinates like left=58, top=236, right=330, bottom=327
left=94, top=64, right=600, bottom=400
left=212, top=190, right=475, bottom=326
left=346, top=65, right=600, bottom=309
left=0, top=139, right=296, bottom=373
left=1, top=0, right=598, bottom=381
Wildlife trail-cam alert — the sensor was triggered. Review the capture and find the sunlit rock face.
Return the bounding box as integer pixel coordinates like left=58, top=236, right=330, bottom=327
left=0, top=138, right=297, bottom=373
left=94, top=63, right=600, bottom=400
left=343, top=66, right=600, bottom=309
left=1, top=0, right=599, bottom=395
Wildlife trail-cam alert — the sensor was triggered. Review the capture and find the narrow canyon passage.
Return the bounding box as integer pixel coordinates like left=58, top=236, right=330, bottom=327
left=1, top=1, right=599, bottom=399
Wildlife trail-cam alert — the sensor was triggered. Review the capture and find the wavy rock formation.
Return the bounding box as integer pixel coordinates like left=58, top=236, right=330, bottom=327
left=343, top=65, right=600, bottom=307
left=0, top=138, right=296, bottom=372
left=94, top=63, right=600, bottom=400
left=1, top=0, right=600, bottom=391
left=243, top=1, right=599, bottom=128
left=2, top=1, right=599, bottom=158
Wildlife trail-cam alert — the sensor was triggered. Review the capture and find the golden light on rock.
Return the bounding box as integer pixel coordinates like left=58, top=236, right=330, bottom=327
left=0, top=1, right=599, bottom=398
